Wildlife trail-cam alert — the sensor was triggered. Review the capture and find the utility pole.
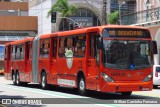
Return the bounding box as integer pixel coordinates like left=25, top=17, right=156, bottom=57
left=102, top=0, right=107, bottom=25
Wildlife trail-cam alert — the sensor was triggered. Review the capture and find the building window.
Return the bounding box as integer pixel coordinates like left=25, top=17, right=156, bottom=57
left=111, top=0, right=136, bottom=15
left=59, top=8, right=101, bottom=31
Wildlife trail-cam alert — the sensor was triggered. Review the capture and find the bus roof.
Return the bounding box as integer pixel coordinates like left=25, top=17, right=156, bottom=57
left=7, top=37, right=34, bottom=46
left=39, top=33, right=58, bottom=39
left=5, top=25, right=150, bottom=46
left=53, top=25, right=149, bottom=37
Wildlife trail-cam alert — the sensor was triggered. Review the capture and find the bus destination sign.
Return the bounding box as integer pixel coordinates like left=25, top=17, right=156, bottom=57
left=103, top=28, right=150, bottom=38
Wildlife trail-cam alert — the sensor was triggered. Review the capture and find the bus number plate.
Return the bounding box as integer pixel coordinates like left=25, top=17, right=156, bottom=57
left=111, top=73, right=126, bottom=77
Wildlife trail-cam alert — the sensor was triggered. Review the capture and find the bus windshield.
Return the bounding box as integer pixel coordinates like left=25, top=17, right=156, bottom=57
left=102, top=40, right=152, bottom=70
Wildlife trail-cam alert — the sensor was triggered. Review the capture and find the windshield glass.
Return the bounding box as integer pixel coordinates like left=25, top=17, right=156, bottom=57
left=102, top=40, right=152, bottom=69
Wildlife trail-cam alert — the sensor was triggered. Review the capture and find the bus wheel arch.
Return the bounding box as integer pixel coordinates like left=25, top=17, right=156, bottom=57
left=77, top=71, right=86, bottom=96
left=41, top=69, right=48, bottom=90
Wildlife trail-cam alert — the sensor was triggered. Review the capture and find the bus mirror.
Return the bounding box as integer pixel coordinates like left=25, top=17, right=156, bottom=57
left=152, top=41, right=158, bottom=54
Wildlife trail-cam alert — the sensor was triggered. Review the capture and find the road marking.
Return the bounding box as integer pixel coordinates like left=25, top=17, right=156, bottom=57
left=133, top=92, right=160, bottom=98
left=0, top=83, right=121, bottom=107
left=0, top=104, right=7, bottom=107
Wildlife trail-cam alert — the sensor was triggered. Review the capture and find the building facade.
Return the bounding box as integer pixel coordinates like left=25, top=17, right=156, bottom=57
left=28, top=0, right=160, bottom=64
left=29, top=0, right=113, bottom=35
left=29, top=0, right=138, bottom=35
left=0, top=1, right=38, bottom=70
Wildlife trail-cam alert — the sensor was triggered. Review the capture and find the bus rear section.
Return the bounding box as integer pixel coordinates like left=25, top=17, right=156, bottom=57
left=4, top=44, right=11, bottom=80
left=4, top=38, right=34, bottom=85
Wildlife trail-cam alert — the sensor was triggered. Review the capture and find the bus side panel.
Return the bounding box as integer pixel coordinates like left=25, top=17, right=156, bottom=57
left=38, top=58, right=50, bottom=83
left=25, top=42, right=32, bottom=83
left=4, top=46, right=11, bottom=80
left=13, top=60, right=25, bottom=82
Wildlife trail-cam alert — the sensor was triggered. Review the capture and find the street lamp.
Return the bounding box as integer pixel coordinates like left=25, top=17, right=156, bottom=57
left=119, top=1, right=125, bottom=25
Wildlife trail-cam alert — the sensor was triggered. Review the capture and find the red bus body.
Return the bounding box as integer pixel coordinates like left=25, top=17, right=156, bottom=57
left=4, top=25, right=153, bottom=95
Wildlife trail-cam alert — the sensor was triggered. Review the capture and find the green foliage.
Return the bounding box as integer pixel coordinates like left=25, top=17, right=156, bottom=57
left=107, top=11, right=119, bottom=24
left=48, top=0, right=77, bottom=17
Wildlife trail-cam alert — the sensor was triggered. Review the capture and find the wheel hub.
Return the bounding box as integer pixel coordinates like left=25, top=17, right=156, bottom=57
left=42, top=76, right=45, bottom=87
left=79, top=79, right=85, bottom=91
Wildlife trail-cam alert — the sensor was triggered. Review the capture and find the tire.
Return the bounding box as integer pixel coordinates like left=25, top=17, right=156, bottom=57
left=41, top=72, right=48, bottom=90
left=16, top=72, right=21, bottom=86
left=78, top=76, right=86, bottom=96
left=153, top=85, right=158, bottom=89
left=12, top=73, right=16, bottom=85
left=121, top=92, right=132, bottom=96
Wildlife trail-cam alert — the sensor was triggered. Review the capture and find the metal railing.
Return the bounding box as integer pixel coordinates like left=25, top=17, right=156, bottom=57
left=121, top=7, right=160, bottom=25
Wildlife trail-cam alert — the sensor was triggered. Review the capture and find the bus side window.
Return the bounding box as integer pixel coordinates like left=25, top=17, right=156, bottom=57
left=17, top=45, right=21, bottom=60
left=65, top=37, right=74, bottom=57
left=52, top=38, right=57, bottom=58
left=89, top=34, right=96, bottom=58
left=15, top=46, right=20, bottom=60
left=20, top=45, right=24, bottom=60
left=74, top=34, right=86, bottom=57
left=40, top=39, right=50, bottom=58
left=58, top=38, right=65, bottom=57
left=12, top=46, right=15, bottom=60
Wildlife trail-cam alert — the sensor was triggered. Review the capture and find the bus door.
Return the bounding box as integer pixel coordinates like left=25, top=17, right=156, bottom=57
left=57, top=37, right=75, bottom=86
left=25, top=42, right=31, bottom=82
left=50, top=37, right=57, bottom=84
left=86, top=32, right=100, bottom=90
left=4, top=46, right=11, bottom=80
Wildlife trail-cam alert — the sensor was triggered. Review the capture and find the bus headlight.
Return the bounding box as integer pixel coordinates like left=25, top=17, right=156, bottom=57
left=143, top=73, right=153, bottom=82
left=101, top=72, right=115, bottom=82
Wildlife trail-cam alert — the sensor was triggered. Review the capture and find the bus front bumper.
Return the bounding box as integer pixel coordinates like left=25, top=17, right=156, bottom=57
left=100, top=81, right=152, bottom=92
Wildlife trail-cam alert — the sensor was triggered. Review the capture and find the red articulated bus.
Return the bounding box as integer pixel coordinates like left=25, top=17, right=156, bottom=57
left=4, top=25, right=154, bottom=96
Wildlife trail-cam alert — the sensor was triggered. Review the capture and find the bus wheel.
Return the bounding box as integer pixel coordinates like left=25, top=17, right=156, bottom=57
left=41, top=72, right=48, bottom=90
left=78, top=77, right=86, bottom=96
left=121, top=92, right=132, bottom=96
left=12, top=73, right=16, bottom=85
left=16, top=72, right=21, bottom=86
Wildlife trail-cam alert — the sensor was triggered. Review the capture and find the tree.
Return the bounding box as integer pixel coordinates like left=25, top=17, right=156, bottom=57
left=107, top=11, right=119, bottom=24
left=48, top=0, right=77, bottom=17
